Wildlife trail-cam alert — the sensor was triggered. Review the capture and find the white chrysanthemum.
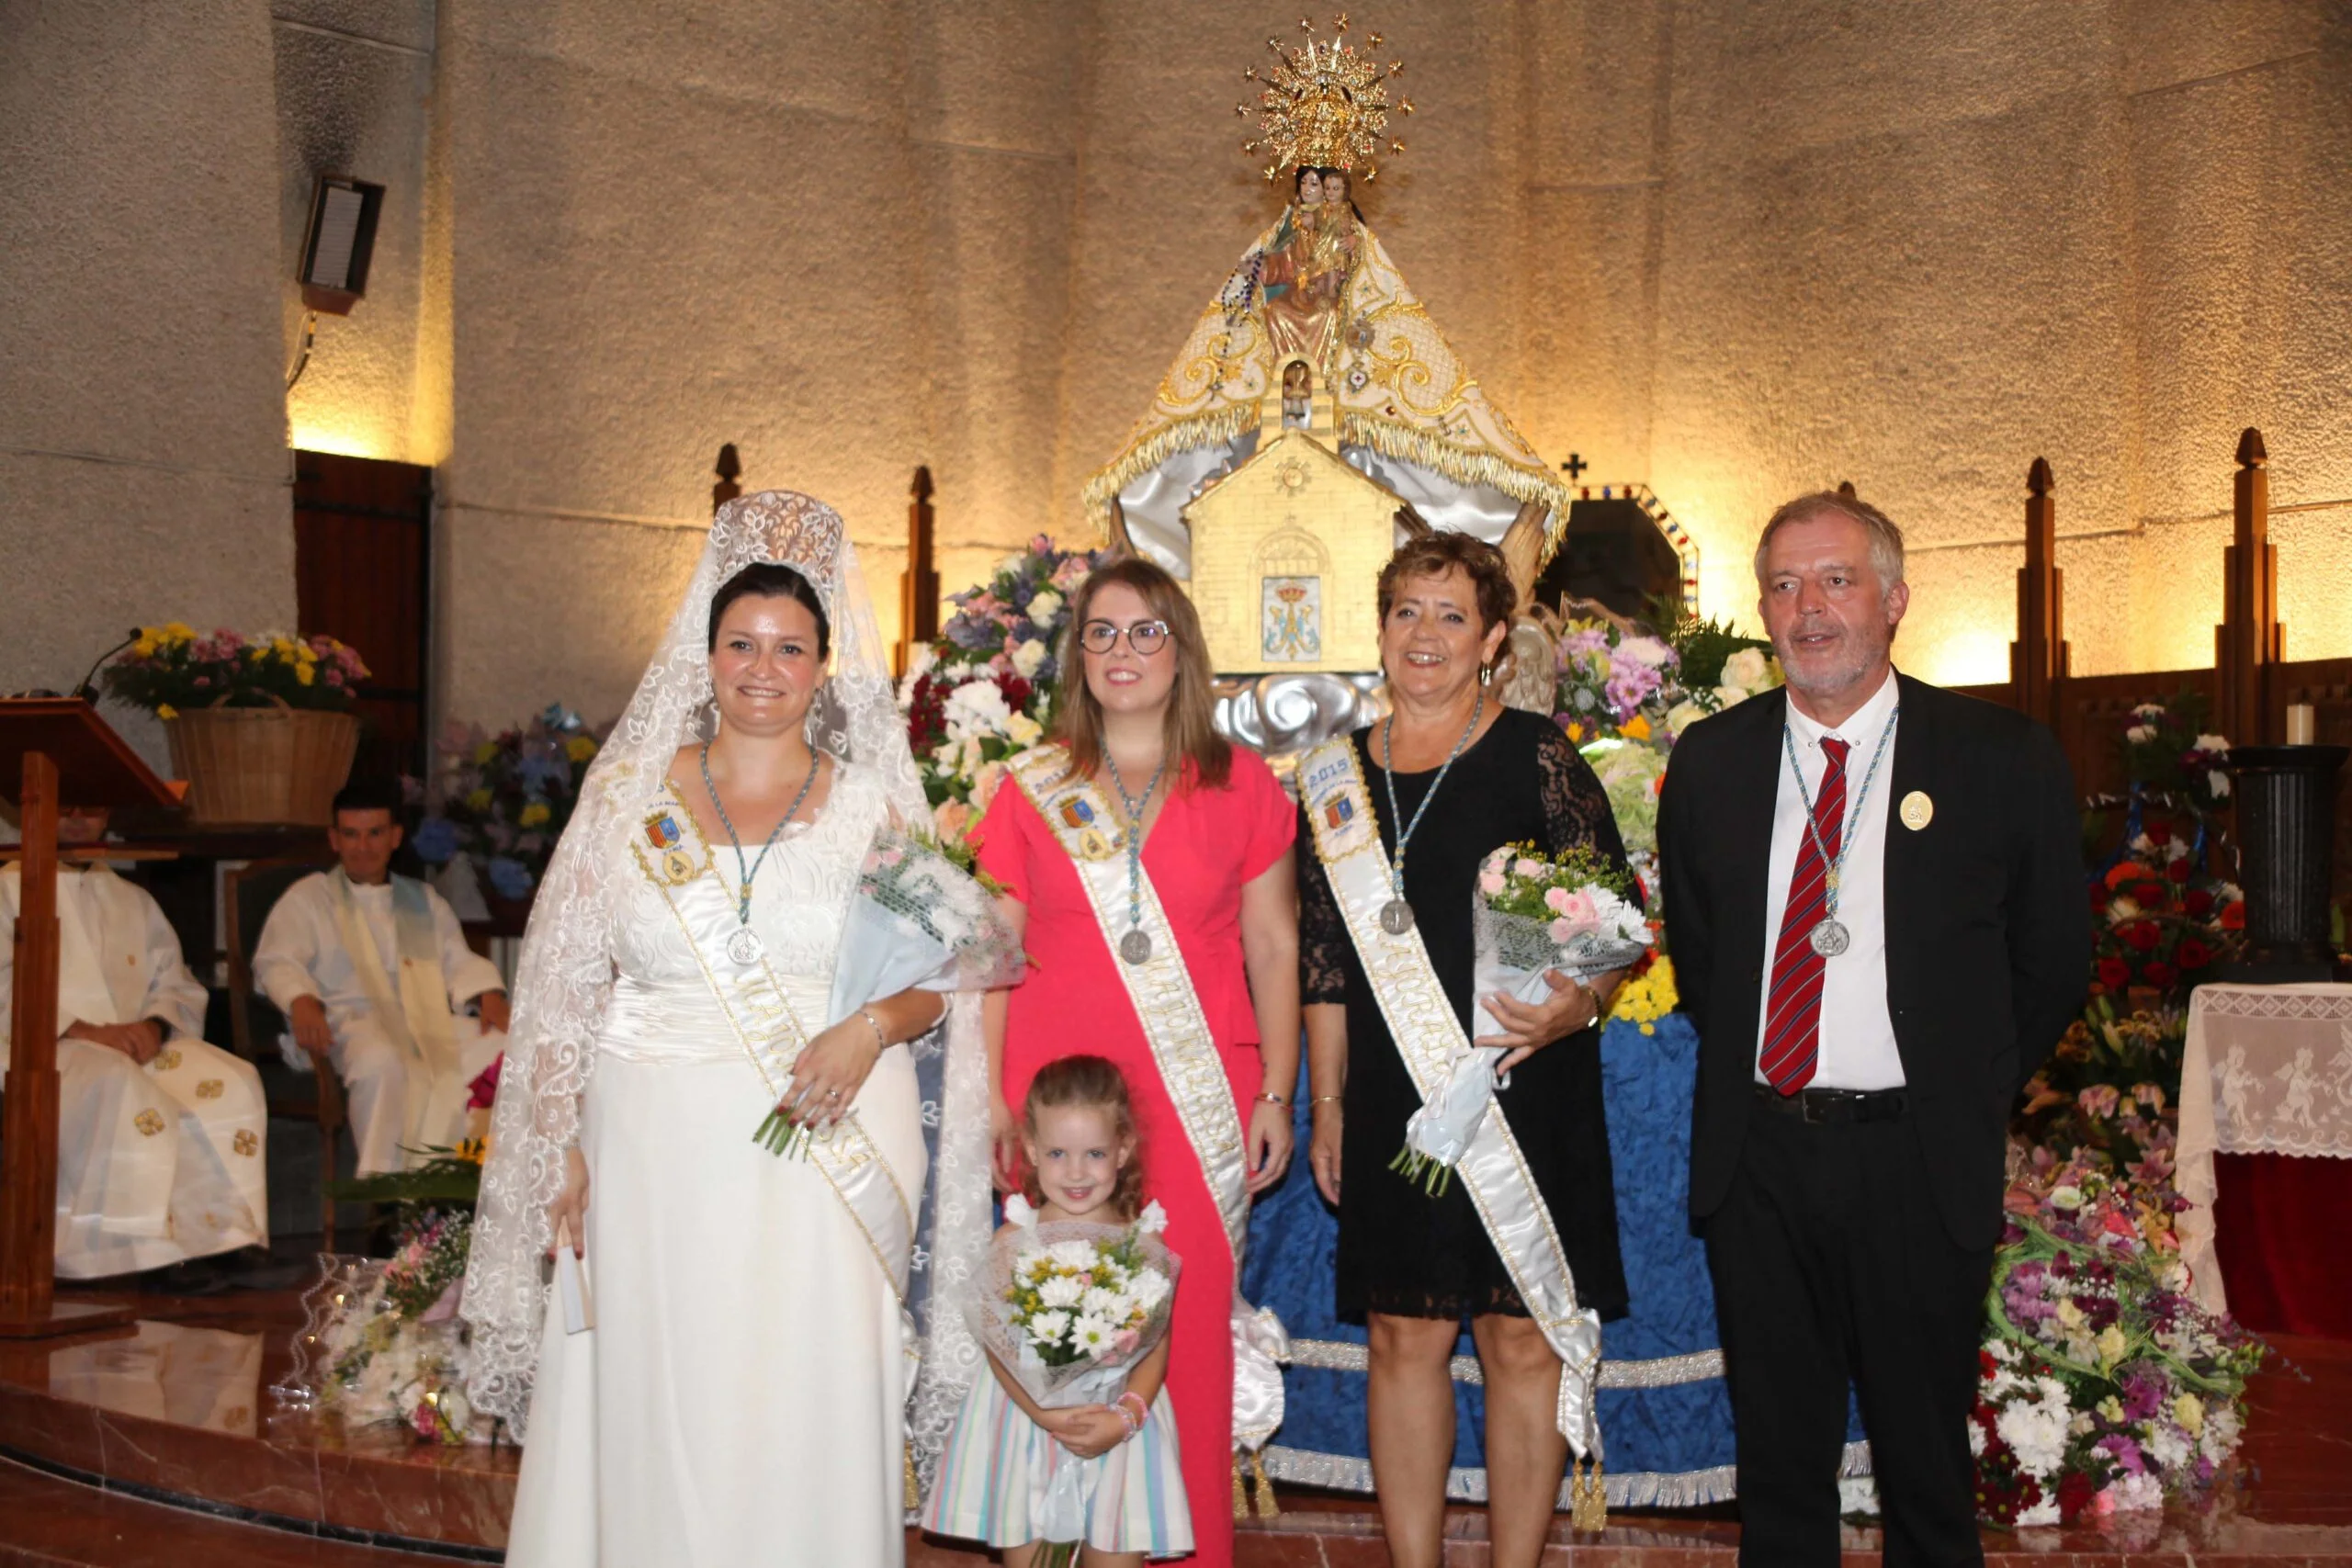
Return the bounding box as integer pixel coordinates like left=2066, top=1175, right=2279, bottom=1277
left=1995, top=1378, right=2071, bottom=1476
left=2016, top=1497, right=2061, bottom=1528
left=1129, top=1267, right=1171, bottom=1310
left=1046, top=1238, right=1102, bottom=1270
left=1070, top=1314, right=1115, bottom=1355
left=1038, top=1275, right=1086, bottom=1309
left=1968, top=1417, right=1985, bottom=1458
left=1080, top=1285, right=1129, bottom=1320
left=2143, top=1419, right=2192, bottom=1474
left=944, top=679, right=1012, bottom=739
left=1137, top=1201, right=1170, bottom=1235
left=1027, top=1309, right=1070, bottom=1348
left=2110, top=1471, right=2164, bottom=1512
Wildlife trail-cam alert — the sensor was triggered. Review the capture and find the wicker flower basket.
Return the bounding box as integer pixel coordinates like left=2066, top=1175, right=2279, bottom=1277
left=163, top=700, right=360, bottom=826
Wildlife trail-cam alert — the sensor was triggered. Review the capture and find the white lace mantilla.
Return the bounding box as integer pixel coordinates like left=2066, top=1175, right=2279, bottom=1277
left=2177, top=982, right=2352, bottom=1314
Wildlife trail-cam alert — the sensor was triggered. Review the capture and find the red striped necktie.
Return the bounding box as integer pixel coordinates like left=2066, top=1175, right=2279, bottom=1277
left=1759, top=735, right=1849, bottom=1095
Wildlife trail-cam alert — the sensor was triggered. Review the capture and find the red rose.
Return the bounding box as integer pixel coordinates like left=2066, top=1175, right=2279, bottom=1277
left=2097, top=957, right=2132, bottom=989
left=2133, top=880, right=2168, bottom=908
left=2121, top=920, right=2160, bottom=952
left=2166, top=859, right=2193, bottom=884
left=2143, top=960, right=2177, bottom=987
left=2145, top=822, right=2173, bottom=847
left=2221, top=902, right=2246, bottom=931
left=2056, top=1470, right=2097, bottom=1524
left=2184, top=888, right=2214, bottom=918
left=2177, top=938, right=2213, bottom=970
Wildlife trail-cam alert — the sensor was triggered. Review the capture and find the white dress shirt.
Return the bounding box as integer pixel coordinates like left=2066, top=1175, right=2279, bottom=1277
left=1754, top=668, right=1905, bottom=1090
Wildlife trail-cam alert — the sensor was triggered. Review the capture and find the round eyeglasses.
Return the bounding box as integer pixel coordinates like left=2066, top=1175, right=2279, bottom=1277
left=1079, top=619, right=1170, bottom=657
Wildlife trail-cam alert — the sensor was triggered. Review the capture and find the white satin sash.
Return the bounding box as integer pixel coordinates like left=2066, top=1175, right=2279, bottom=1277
left=327, top=871, right=466, bottom=1160
left=1297, top=738, right=1605, bottom=1460
left=1009, top=747, right=1288, bottom=1450
left=628, top=792, right=916, bottom=1303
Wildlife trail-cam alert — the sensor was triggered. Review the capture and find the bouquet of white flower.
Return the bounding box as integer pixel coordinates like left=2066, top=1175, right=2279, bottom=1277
left=972, top=1199, right=1181, bottom=1557
left=1393, top=842, right=1654, bottom=1196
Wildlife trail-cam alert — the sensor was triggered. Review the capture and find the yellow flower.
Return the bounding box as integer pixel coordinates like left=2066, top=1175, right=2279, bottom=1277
left=1622, top=714, right=1653, bottom=742
left=132, top=634, right=158, bottom=659
left=473, top=741, right=499, bottom=765
left=161, top=622, right=196, bottom=642
left=2094, top=1322, right=2126, bottom=1367
left=518, top=801, right=551, bottom=828
left=1562, top=720, right=1585, bottom=742
left=156, top=704, right=178, bottom=720
left=295, top=662, right=315, bottom=684
left=564, top=735, right=597, bottom=762
left=2175, top=1393, right=2204, bottom=1437
left=465, top=787, right=492, bottom=811
left=1609, top=955, right=1678, bottom=1034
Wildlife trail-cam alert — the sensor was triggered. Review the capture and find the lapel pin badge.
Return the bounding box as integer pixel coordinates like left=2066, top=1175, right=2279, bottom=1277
left=1900, top=790, right=1933, bottom=831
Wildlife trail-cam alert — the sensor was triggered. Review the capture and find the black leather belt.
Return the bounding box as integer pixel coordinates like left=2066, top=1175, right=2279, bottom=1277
left=1752, top=1081, right=1908, bottom=1124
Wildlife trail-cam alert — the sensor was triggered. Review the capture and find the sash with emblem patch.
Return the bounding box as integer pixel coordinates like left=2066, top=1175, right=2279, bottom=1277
left=1296, top=737, right=1606, bottom=1464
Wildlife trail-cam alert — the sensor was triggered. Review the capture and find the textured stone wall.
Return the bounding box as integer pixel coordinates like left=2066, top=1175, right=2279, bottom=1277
left=0, top=0, right=294, bottom=760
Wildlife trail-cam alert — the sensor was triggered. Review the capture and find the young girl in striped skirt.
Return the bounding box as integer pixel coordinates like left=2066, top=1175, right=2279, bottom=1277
left=924, top=1055, right=1193, bottom=1565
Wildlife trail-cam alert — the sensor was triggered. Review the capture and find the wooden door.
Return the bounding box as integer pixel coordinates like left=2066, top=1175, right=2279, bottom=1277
left=290, top=451, right=432, bottom=786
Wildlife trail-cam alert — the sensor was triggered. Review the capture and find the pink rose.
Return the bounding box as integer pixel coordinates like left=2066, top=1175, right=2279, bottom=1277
left=1551, top=890, right=1598, bottom=929
left=1549, top=917, right=1577, bottom=944
left=1513, top=858, right=1543, bottom=879
left=1479, top=871, right=1506, bottom=896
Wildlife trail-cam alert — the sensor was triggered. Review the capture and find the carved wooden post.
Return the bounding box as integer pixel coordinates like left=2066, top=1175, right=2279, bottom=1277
left=712, top=444, right=742, bottom=515
left=2010, top=457, right=2067, bottom=728
left=895, top=467, right=939, bottom=679
left=2215, top=427, right=2282, bottom=745
left=0, top=753, right=62, bottom=1328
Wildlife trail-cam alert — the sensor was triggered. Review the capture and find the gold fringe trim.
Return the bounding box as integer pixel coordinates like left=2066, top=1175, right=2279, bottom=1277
left=1232, top=1450, right=1251, bottom=1521
left=903, top=1449, right=920, bottom=1512
left=1570, top=1456, right=1608, bottom=1532
left=1082, top=401, right=1259, bottom=522
left=1339, top=412, right=1574, bottom=556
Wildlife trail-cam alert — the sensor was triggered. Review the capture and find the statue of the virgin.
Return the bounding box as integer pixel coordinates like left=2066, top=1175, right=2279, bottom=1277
left=1086, top=20, right=1575, bottom=601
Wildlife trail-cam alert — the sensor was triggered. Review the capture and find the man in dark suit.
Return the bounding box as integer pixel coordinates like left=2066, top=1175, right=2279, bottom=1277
left=1659, top=492, right=2086, bottom=1566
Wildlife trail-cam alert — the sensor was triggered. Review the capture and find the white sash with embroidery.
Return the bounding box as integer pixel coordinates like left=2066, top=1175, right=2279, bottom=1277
left=326, top=871, right=467, bottom=1161
left=629, top=791, right=918, bottom=1304
left=1297, top=738, right=1605, bottom=1460
left=1010, top=746, right=1289, bottom=1450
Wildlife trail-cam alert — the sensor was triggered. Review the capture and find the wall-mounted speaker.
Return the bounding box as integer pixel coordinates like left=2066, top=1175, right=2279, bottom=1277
left=298, top=175, right=385, bottom=314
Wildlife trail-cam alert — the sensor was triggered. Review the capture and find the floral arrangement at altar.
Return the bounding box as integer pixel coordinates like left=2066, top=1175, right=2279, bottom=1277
left=900, top=536, right=1112, bottom=845
left=2120, top=695, right=2233, bottom=814
left=103, top=624, right=369, bottom=716
left=411, top=704, right=607, bottom=902
left=1973, top=1143, right=2265, bottom=1527
left=2088, top=828, right=2244, bottom=999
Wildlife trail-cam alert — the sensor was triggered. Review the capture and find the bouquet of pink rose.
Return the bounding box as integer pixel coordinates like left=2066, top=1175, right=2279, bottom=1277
left=1393, top=843, right=1653, bottom=1196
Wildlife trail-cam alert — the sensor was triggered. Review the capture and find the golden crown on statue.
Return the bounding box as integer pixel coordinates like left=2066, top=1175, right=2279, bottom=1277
left=1236, top=14, right=1411, bottom=181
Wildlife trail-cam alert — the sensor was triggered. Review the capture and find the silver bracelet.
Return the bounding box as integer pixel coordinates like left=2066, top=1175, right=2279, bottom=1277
left=856, top=1008, right=889, bottom=1051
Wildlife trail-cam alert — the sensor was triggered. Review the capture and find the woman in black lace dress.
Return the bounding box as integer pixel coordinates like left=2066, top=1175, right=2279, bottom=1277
left=1298, top=533, right=1632, bottom=1568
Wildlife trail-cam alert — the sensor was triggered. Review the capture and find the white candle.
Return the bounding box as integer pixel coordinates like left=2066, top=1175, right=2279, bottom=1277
left=2287, top=703, right=2317, bottom=746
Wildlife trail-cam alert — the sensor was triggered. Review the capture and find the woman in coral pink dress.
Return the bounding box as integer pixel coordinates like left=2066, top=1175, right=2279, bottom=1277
left=977, top=557, right=1300, bottom=1568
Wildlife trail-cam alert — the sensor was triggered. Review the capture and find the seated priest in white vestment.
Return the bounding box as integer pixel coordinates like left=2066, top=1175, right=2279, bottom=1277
left=252, top=780, right=508, bottom=1177
left=0, top=862, right=268, bottom=1279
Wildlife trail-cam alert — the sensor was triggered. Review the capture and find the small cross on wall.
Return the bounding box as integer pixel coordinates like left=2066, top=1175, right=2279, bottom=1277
left=1561, top=453, right=1589, bottom=480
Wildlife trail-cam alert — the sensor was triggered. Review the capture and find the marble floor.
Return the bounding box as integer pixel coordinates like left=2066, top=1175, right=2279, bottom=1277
left=0, top=1280, right=2346, bottom=1566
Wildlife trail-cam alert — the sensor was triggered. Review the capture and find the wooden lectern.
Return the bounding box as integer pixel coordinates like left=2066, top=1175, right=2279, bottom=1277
left=1, top=698, right=183, bottom=1337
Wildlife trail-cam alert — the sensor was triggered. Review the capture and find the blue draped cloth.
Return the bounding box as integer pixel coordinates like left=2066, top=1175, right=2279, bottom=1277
left=1242, top=1011, right=1868, bottom=1505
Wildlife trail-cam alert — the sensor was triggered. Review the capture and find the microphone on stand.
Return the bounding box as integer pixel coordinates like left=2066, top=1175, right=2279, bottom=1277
left=74, top=629, right=142, bottom=705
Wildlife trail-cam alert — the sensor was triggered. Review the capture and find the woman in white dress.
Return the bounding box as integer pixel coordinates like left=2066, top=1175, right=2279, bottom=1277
left=462, top=491, right=996, bottom=1566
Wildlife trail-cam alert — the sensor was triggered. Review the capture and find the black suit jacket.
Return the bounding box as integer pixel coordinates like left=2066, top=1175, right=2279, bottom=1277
left=1658, top=674, right=2087, bottom=1248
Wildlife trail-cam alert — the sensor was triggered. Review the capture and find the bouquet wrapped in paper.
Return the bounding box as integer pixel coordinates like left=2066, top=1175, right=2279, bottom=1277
left=760, top=824, right=1023, bottom=1156
left=1394, top=843, right=1653, bottom=1194
left=970, top=1198, right=1181, bottom=1561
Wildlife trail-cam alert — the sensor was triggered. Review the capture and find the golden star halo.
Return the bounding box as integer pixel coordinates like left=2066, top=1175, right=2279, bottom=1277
left=1235, top=13, right=1411, bottom=182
